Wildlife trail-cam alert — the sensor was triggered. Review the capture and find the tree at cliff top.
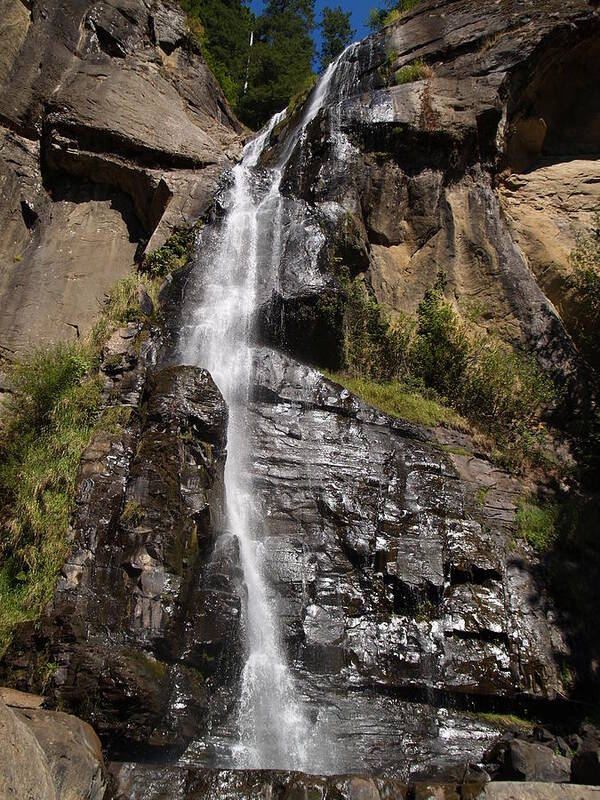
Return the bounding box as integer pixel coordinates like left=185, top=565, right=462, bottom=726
left=367, top=0, right=419, bottom=30
left=180, top=0, right=253, bottom=112
left=318, top=6, right=355, bottom=70
left=181, top=0, right=316, bottom=129
left=238, top=0, right=316, bottom=129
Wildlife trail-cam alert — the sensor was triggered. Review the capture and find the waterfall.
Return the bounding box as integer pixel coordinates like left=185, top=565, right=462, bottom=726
left=181, top=44, right=357, bottom=771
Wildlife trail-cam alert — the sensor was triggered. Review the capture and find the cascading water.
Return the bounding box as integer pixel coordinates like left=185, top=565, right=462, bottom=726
left=181, top=44, right=359, bottom=770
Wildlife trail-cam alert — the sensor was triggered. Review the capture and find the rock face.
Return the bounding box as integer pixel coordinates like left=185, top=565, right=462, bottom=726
left=1, top=0, right=600, bottom=793
left=0, top=695, right=106, bottom=800
left=261, top=0, right=599, bottom=391
left=0, top=0, right=243, bottom=353
left=3, top=332, right=233, bottom=754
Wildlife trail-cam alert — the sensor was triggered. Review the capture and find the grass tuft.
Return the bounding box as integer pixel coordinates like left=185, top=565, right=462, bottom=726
left=516, top=497, right=559, bottom=552
left=0, top=342, right=102, bottom=654
left=324, top=371, right=469, bottom=430
left=395, top=58, right=434, bottom=85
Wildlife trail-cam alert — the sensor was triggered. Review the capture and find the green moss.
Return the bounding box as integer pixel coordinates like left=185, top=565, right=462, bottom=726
left=516, top=497, right=559, bottom=552
left=272, top=74, right=318, bottom=139
left=395, top=58, right=433, bottom=85
left=121, top=500, right=144, bottom=528
left=476, top=486, right=491, bottom=507
left=475, top=712, right=535, bottom=731
left=99, top=405, right=132, bottom=433
left=129, top=650, right=168, bottom=682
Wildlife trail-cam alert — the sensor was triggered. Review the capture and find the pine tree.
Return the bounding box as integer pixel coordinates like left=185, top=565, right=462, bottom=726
left=319, top=6, right=355, bottom=70
left=239, top=0, right=315, bottom=129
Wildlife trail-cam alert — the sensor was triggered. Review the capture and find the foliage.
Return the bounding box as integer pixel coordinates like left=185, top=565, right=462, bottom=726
left=179, top=0, right=317, bottom=130
left=569, top=208, right=600, bottom=368
left=332, top=268, right=556, bottom=468
left=367, top=0, right=420, bottom=30
left=237, top=0, right=316, bottom=130
left=0, top=342, right=102, bottom=653
left=340, top=270, right=409, bottom=381
left=516, top=497, right=559, bottom=552
left=475, top=712, right=535, bottom=731
left=318, top=5, right=355, bottom=71
left=0, top=229, right=194, bottom=652
left=142, top=226, right=196, bottom=279
left=395, top=58, right=433, bottom=85
left=180, top=0, right=253, bottom=112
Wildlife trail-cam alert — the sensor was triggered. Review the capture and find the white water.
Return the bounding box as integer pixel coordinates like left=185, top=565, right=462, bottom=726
left=181, top=45, right=357, bottom=770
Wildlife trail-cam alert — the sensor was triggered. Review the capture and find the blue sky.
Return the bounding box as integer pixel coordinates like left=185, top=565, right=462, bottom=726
left=249, top=0, right=372, bottom=65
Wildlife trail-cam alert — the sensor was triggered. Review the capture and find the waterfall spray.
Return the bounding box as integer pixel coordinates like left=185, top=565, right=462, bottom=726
left=181, top=43, right=357, bottom=770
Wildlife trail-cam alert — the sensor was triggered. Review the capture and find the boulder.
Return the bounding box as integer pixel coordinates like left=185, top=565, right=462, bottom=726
left=572, top=743, right=600, bottom=786
left=488, top=740, right=571, bottom=783
left=0, top=698, right=56, bottom=800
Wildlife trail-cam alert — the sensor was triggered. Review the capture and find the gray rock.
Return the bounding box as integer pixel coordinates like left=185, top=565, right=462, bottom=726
left=136, top=283, right=154, bottom=316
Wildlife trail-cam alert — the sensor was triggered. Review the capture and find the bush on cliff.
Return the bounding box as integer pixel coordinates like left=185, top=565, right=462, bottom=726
left=0, top=343, right=102, bottom=653
left=329, top=271, right=556, bottom=469
left=569, top=208, right=600, bottom=369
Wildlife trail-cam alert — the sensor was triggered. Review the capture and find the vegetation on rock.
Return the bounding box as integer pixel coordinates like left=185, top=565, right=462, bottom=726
left=181, top=0, right=318, bottom=129
left=394, top=58, right=433, bottom=84
left=141, top=225, right=196, bottom=279
left=329, top=270, right=556, bottom=468
left=367, top=0, right=420, bottom=31
left=0, top=229, right=194, bottom=653
left=0, top=342, right=101, bottom=654
left=569, top=208, right=600, bottom=370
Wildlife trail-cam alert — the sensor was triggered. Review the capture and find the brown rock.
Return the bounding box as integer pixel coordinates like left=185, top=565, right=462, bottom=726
left=0, top=698, right=56, bottom=800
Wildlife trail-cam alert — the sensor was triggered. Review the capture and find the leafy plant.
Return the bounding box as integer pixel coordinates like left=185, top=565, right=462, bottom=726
left=395, top=58, right=433, bottom=85
left=515, top=497, right=559, bottom=552
left=569, top=208, right=600, bottom=368
left=142, top=226, right=196, bottom=279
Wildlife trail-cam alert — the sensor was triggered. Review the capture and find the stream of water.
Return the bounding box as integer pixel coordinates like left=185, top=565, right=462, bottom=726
left=181, top=44, right=358, bottom=770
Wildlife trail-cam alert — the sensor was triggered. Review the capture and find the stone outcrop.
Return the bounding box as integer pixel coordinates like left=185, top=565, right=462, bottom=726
left=109, top=766, right=600, bottom=800
left=0, top=694, right=106, bottom=800
left=2, top=327, right=233, bottom=754
left=262, top=0, right=599, bottom=393
left=0, top=0, right=244, bottom=353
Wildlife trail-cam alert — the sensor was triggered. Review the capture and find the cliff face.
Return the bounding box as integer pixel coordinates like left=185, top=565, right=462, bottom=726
left=0, top=0, right=243, bottom=354
left=1, top=0, right=600, bottom=797
left=265, top=0, right=599, bottom=388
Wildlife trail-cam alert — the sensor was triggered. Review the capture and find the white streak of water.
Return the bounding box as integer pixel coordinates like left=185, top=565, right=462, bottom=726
left=182, top=43, right=359, bottom=770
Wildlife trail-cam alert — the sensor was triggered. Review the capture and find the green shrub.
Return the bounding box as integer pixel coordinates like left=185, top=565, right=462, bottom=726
left=331, top=268, right=556, bottom=468
left=395, top=58, right=433, bottom=85
left=142, top=226, right=195, bottom=279
left=324, top=371, right=469, bottom=430
left=0, top=342, right=102, bottom=653
left=516, top=497, right=559, bottom=552
left=413, top=275, right=469, bottom=399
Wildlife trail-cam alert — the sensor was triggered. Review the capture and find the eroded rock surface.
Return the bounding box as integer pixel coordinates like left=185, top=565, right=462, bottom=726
left=259, top=0, right=599, bottom=391
left=0, top=0, right=243, bottom=352
left=0, top=695, right=106, bottom=800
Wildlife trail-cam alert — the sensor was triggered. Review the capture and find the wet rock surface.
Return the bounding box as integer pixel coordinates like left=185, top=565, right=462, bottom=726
left=1, top=336, right=236, bottom=754
left=108, top=765, right=600, bottom=800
